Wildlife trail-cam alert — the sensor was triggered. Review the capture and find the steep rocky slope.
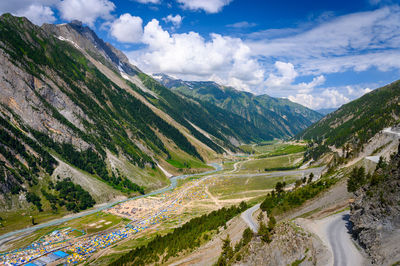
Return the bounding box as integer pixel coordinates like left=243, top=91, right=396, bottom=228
left=0, top=14, right=175, bottom=210
left=0, top=14, right=216, bottom=211
left=235, top=222, right=328, bottom=266
left=350, top=144, right=400, bottom=265
left=154, top=73, right=323, bottom=138
left=42, top=22, right=281, bottom=148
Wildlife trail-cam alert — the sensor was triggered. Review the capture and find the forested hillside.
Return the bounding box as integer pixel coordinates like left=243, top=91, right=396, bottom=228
left=155, top=74, right=323, bottom=138
left=298, top=80, right=400, bottom=160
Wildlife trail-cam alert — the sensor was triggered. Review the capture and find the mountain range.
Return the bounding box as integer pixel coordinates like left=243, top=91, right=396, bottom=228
left=154, top=73, right=323, bottom=139
left=0, top=14, right=321, bottom=212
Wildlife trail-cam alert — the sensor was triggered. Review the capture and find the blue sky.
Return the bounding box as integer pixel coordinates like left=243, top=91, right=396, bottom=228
left=1, top=0, right=399, bottom=109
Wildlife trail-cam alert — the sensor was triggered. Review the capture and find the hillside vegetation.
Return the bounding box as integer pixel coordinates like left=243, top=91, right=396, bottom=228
left=298, top=80, right=400, bottom=160
left=156, top=74, right=323, bottom=139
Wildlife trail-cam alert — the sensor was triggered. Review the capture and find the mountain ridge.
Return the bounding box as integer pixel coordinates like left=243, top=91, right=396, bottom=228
left=154, top=73, right=323, bottom=139
left=0, top=14, right=319, bottom=216
left=298, top=79, right=400, bottom=162
left=0, top=13, right=326, bottom=220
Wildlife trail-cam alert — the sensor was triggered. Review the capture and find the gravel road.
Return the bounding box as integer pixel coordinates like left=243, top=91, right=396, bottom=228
left=241, top=203, right=260, bottom=233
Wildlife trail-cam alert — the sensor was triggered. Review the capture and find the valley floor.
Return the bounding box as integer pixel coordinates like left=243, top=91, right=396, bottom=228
left=0, top=141, right=348, bottom=266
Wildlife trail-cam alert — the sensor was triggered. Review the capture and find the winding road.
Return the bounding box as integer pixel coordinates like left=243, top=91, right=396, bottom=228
left=309, top=211, right=365, bottom=266
left=241, top=203, right=260, bottom=233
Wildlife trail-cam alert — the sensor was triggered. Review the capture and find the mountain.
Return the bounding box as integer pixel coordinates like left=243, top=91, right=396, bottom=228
left=298, top=80, right=400, bottom=161
left=154, top=73, right=323, bottom=139
left=0, top=14, right=313, bottom=214
left=316, top=108, right=337, bottom=115
left=42, top=20, right=140, bottom=76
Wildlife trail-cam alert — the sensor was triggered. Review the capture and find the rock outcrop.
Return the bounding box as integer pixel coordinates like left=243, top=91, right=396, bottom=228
left=236, top=222, right=329, bottom=266
left=350, top=143, right=400, bottom=265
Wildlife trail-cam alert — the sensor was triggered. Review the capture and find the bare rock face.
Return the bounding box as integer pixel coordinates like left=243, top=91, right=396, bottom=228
left=350, top=148, right=400, bottom=265
left=0, top=49, right=89, bottom=149
left=236, top=222, right=326, bottom=266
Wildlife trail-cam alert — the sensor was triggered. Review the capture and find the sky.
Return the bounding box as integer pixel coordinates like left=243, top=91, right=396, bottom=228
left=1, top=0, right=400, bottom=110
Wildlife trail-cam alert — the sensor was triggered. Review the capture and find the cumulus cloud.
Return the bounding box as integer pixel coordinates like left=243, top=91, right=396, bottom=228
left=346, top=86, right=373, bottom=97
left=58, top=0, right=115, bottom=27
left=288, top=89, right=350, bottom=110
left=127, top=19, right=264, bottom=91
left=265, top=61, right=298, bottom=88
left=15, top=4, right=56, bottom=25
left=0, top=0, right=57, bottom=25
left=296, top=75, right=326, bottom=94
left=103, top=4, right=397, bottom=109
left=176, top=0, right=233, bottom=13
left=110, top=13, right=143, bottom=43
left=263, top=61, right=325, bottom=94
left=0, top=0, right=58, bottom=13
left=163, top=14, right=183, bottom=28
left=287, top=85, right=374, bottom=110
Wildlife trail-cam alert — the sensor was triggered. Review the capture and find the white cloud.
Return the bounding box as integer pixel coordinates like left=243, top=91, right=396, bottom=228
left=163, top=14, right=183, bottom=28
left=133, top=0, right=160, bottom=3
left=227, top=21, right=257, bottom=28
left=265, top=61, right=298, bottom=88
left=110, top=13, right=143, bottom=43
left=263, top=61, right=325, bottom=95
left=288, top=85, right=374, bottom=110
left=0, top=0, right=58, bottom=13
left=109, top=5, right=398, bottom=108
left=248, top=6, right=400, bottom=76
left=288, top=89, right=350, bottom=110
left=346, top=85, right=373, bottom=97
left=296, top=75, right=326, bottom=94
left=58, top=0, right=115, bottom=27
left=176, top=0, right=232, bottom=13
left=127, top=19, right=264, bottom=91
left=14, top=4, right=56, bottom=25
left=0, top=0, right=57, bottom=25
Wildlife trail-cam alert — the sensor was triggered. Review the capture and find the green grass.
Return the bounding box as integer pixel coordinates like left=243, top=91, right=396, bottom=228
left=0, top=207, right=69, bottom=235
left=221, top=161, right=235, bottom=171
left=65, top=212, right=126, bottom=234
left=240, top=153, right=303, bottom=172
left=257, top=144, right=306, bottom=158
left=239, top=144, right=256, bottom=154
left=253, top=142, right=285, bottom=154
left=166, top=151, right=211, bottom=170
left=210, top=175, right=299, bottom=199
left=113, top=233, right=164, bottom=252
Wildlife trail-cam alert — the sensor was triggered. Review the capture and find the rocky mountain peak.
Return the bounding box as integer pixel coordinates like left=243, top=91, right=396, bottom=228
left=42, top=20, right=139, bottom=76
left=70, top=20, right=83, bottom=27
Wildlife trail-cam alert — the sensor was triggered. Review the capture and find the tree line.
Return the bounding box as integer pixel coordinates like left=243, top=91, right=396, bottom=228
left=260, top=173, right=337, bottom=215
